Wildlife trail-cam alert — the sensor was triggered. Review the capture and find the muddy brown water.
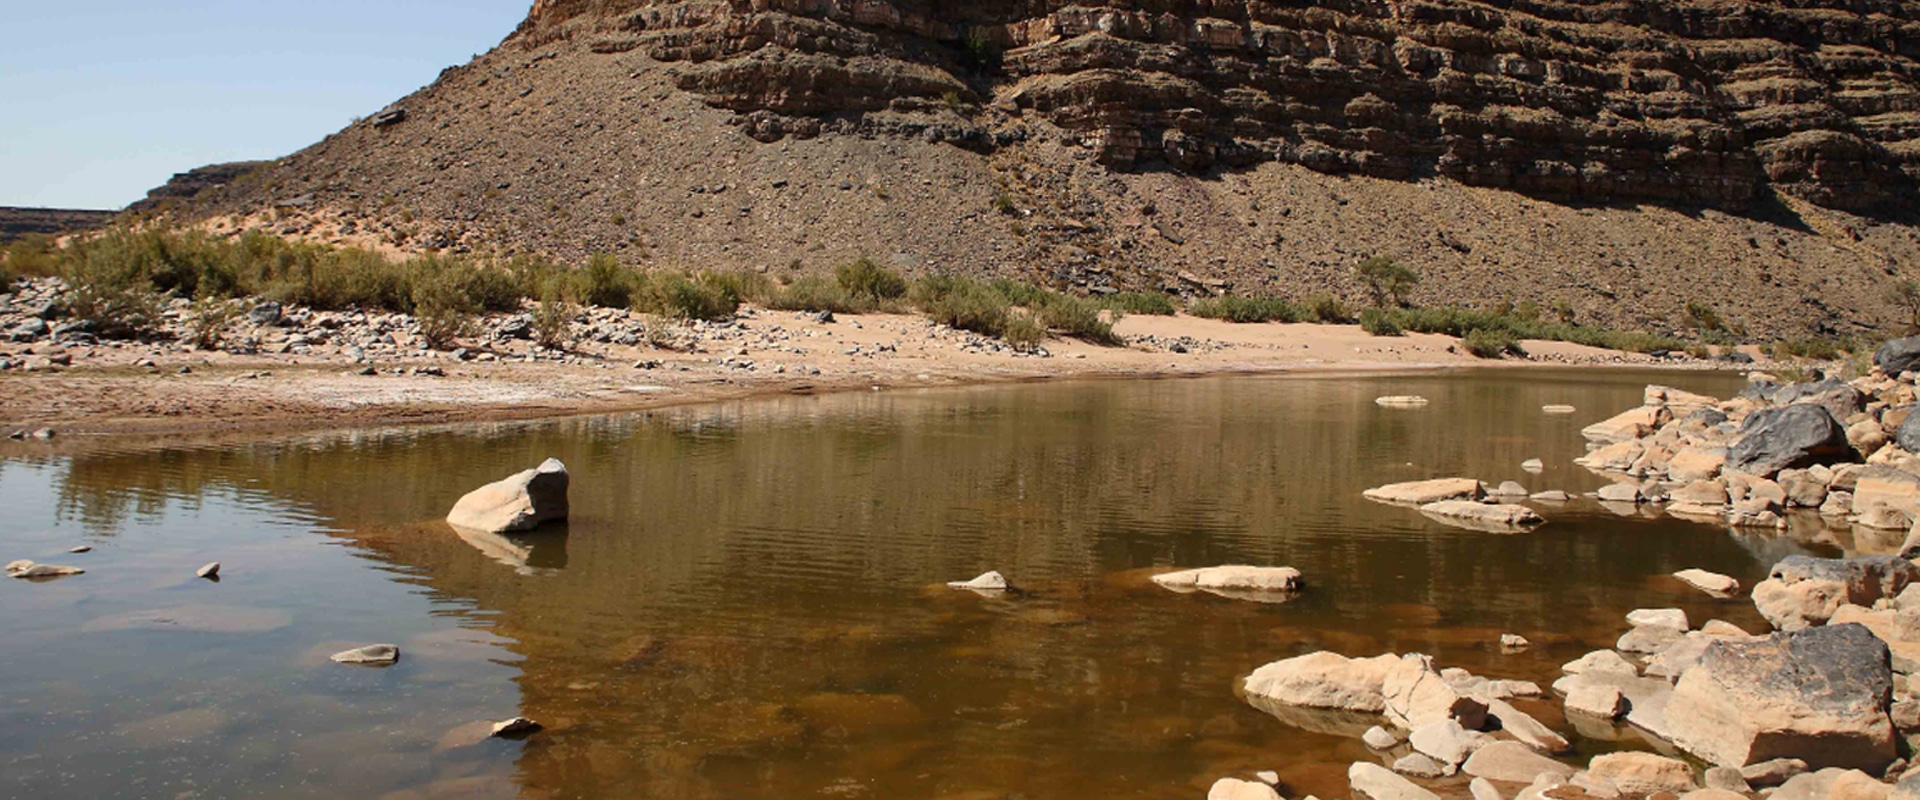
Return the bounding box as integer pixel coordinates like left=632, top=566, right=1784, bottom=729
left=0, top=369, right=1852, bottom=799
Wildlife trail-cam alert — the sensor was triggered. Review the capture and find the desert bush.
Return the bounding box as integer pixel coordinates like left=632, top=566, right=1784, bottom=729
left=636, top=272, right=739, bottom=321
left=1356, top=255, right=1418, bottom=307
left=575, top=253, right=635, bottom=309
left=1359, top=308, right=1404, bottom=336
left=765, top=275, right=869, bottom=314
left=532, top=280, right=574, bottom=350
left=836, top=257, right=907, bottom=303
left=1305, top=294, right=1353, bottom=324
left=409, top=263, right=478, bottom=349
left=1037, top=293, right=1122, bottom=346
left=1463, top=328, right=1525, bottom=359
left=1098, top=291, right=1175, bottom=316
left=919, top=277, right=1014, bottom=337
left=186, top=296, right=241, bottom=349
left=1770, top=337, right=1850, bottom=361
left=1188, top=295, right=1306, bottom=323
left=61, top=232, right=165, bottom=336
left=3, top=234, right=59, bottom=281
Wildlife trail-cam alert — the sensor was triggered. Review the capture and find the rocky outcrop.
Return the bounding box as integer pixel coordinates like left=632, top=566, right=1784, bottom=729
left=446, top=458, right=571, bottom=534
left=0, top=207, right=113, bottom=244
left=1752, top=555, right=1920, bottom=631
left=1666, top=624, right=1896, bottom=773
left=1727, top=405, right=1854, bottom=477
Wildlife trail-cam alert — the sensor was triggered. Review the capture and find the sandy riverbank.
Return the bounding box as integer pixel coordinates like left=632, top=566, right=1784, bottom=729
left=0, top=306, right=1755, bottom=438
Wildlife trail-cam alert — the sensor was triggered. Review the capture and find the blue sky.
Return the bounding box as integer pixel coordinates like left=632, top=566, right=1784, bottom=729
left=0, top=1, right=531, bottom=209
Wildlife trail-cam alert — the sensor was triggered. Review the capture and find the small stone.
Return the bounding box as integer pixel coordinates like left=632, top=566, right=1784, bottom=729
left=1544, top=405, right=1577, bottom=414
left=1522, top=458, right=1545, bottom=472
left=69, top=546, right=91, bottom=554
left=490, top=717, right=542, bottom=738
left=1472, top=778, right=1506, bottom=800
left=1364, top=725, right=1404, bottom=749
left=330, top=644, right=401, bottom=665
left=1501, top=634, right=1530, bottom=652
left=1742, top=759, right=1809, bottom=788
left=1627, top=608, right=1690, bottom=630
left=196, top=562, right=221, bottom=580
left=1395, top=752, right=1450, bottom=779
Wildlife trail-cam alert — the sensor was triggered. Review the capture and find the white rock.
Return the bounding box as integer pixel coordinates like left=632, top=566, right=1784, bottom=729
left=1244, top=651, right=1400, bottom=713
left=1675, top=569, right=1741, bottom=598
left=1395, top=753, right=1450, bottom=779
left=1410, top=718, right=1491, bottom=766
left=1543, top=405, right=1578, bottom=414
left=330, top=644, right=401, bottom=665
left=1417, top=501, right=1544, bottom=529
left=1627, top=608, right=1690, bottom=631
left=196, top=562, right=221, bottom=579
left=1564, top=683, right=1628, bottom=719
left=1384, top=654, right=1488, bottom=730
left=1562, top=650, right=1638, bottom=676
left=1522, top=459, right=1546, bottom=472
left=1470, top=777, right=1505, bottom=800
left=1487, top=698, right=1571, bottom=754
left=1364, top=725, right=1404, bottom=749
left=948, top=571, right=1009, bottom=591
left=446, top=458, right=569, bottom=534
left=1377, top=396, right=1431, bottom=408
left=1350, top=761, right=1441, bottom=800
left=1152, top=566, right=1302, bottom=593
left=1462, top=741, right=1576, bottom=783
left=1210, top=778, right=1282, bottom=800
left=1500, top=634, right=1530, bottom=652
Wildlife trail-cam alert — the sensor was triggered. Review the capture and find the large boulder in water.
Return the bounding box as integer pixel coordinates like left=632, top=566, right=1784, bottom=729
left=446, top=459, right=570, bottom=534
left=1243, top=651, right=1399, bottom=713
left=1875, top=336, right=1920, bottom=377
left=1728, top=405, right=1853, bottom=477
left=1752, top=555, right=1920, bottom=631
left=1666, top=624, right=1896, bottom=773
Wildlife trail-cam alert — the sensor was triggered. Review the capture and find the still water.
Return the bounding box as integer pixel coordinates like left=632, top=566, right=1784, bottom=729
left=0, top=369, right=1846, bottom=799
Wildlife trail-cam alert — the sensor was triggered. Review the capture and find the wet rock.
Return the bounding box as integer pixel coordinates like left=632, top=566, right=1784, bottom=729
left=947, top=571, right=1009, bottom=591
left=1152, top=566, right=1302, bottom=593
left=1675, top=569, right=1741, bottom=598
left=1501, top=634, right=1530, bottom=652
left=1365, top=479, right=1485, bottom=505
left=445, top=458, right=569, bottom=534
left=1742, top=758, right=1810, bottom=787
left=1753, top=555, right=1920, bottom=630
left=1584, top=406, right=1673, bottom=444
left=1377, top=396, right=1431, bottom=408
left=1364, top=725, right=1404, bottom=749
left=1395, top=752, right=1451, bottom=778
left=1588, top=752, right=1697, bottom=796
left=1417, top=501, right=1544, bottom=529
left=1627, top=608, right=1689, bottom=630
left=1243, top=651, right=1400, bottom=713
left=1618, top=624, right=1686, bottom=654
left=1704, top=767, right=1753, bottom=793
left=1727, top=404, right=1853, bottom=477
left=490, top=717, right=541, bottom=738
left=1463, top=741, right=1576, bottom=783
left=4, top=560, right=84, bottom=579
left=1544, top=405, right=1577, bottom=415
left=1668, top=624, right=1895, bottom=771
left=1597, top=483, right=1644, bottom=503
left=1487, top=698, right=1571, bottom=753
left=1351, top=761, right=1441, bottom=800
left=1564, top=683, right=1628, bottom=719
left=1522, top=459, right=1545, bottom=473
left=196, top=562, right=220, bottom=580
left=68, top=546, right=90, bottom=554
left=1563, top=650, right=1638, bottom=676
left=1210, top=778, right=1282, bottom=800
left=330, top=644, right=401, bottom=665
left=1531, top=490, right=1572, bottom=502
left=1410, top=718, right=1492, bottom=766
left=1489, top=481, right=1531, bottom=498
left=1384, top=654, right=1489, bottom=730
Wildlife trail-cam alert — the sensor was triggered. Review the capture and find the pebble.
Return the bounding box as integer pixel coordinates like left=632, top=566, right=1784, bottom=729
left=197, top=562, right=221, bottom=580
left=69, top=545, right=91, bottom=554
left=330, top=644, right=401, bottom=665
left=1500, top=634, right=1530, bottom=652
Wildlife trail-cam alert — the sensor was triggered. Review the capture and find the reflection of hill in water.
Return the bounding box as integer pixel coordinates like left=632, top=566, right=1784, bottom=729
left=18, top=371, right=1838, bottom=798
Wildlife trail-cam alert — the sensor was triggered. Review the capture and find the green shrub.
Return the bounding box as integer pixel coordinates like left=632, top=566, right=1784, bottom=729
left=637, top=272, right=739, bottom=321
left=61, top=232, right=165, bottom=337
left=1002, top=310, right=1046, bottom=349
left=1098, top=291, right=1175, bottom=316
left=1038, top=294, right=1122, bottom=346
left=1188, top=295, right=1306, bottom=323
left=1683, top=301, right=1724, bottom=332
left=1462, top=328, right=1525, bottom=359
left=1306, top=294, right=1353, bottom=324
left=766, top=275, right=870, bottom=314
left=3, top=234, right=59, bottom=281
left=575, top=253, right=635, bottom=309
left=409, top=263, right=478, bottom=349
left=1359, top=308, right=1404, bottom=336
left=187, top=296, right=240, bottom=349
left=532, top=279, right=573, bottom=349
left=836, top=257, right=907, bottom=302
left=1356, top=255, right=1418, bottom=307
left=920, top=278, right=1014, bottom=337
left=1770, top=337, right=1850, bottom=361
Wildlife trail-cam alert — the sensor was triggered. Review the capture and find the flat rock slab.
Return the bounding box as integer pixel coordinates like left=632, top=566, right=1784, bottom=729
left=1377, top=396, right=1431, bottom=408
left=331, top=644, right=402, bottom=666
left=947, top=571, right=1009, bottom=591
left=1463, top=741, right=1575, bottom=783
left=1153, top=566, right=1302, bottom=593
left=1419, top=501, right=1544, bottom=531
left=1243, top=651, right=1399, bottom=713
left=1675, top=569, right=1741, bottom=598
left=1351, top=761, right=1441, bottom=800
left=1366, top=479, right=1486, bottom=505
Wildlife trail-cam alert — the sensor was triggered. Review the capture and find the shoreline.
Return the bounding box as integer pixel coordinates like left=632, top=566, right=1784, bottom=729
left=0, top=306, right=1763, bottom=441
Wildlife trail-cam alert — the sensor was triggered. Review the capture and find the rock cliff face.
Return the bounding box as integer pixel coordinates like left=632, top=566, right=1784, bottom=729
left=520, top=0, right=1920, bottom=213
left=160, top=0, right=1920, bottom=336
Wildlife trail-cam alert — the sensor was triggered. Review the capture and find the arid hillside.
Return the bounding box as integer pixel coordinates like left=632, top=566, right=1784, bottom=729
left=150, top=0, right=1920, bottom=338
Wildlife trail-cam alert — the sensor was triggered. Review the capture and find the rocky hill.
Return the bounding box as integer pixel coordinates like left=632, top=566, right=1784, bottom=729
left=0, top=208, right=113, bottom=243
left=154, top=0, right=1920, bottom=338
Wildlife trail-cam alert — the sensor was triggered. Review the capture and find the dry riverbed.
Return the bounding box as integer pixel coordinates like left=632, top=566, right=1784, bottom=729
left=0, top=279, right=1754, bottom=437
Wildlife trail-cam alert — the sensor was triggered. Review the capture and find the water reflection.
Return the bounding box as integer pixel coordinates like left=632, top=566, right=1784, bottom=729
left=0, top=370, right=1853, bottom=799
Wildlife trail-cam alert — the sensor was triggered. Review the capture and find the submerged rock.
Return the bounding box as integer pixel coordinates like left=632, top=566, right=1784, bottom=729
left=5, top=560, right=84, bottom=579
left=1376, top=396, right=1431, bottom=408
left=1351, top=761, right=1441, bottom=800
left=1418, top=501, right=1544, bottom=530
left=1152, top=566, right=1302, bottom=594
left=490, top=717, right=542, bottom=738
left=1209, top=778, right=1282, bottom=800
left=446, top=458, right=570, bottom=534
left=1667, top=624, right=1895, bottom=772
left=1675, top=569, right=1741, bottom=598
left=330, top=644, right=402, bottom=666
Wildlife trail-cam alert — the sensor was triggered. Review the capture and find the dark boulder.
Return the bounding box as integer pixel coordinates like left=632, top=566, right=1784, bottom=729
left=1728, top=404, right=1854, bottom=476
left=1667, top=623, right=1895, bottom=771
left=1772, top=379, right=1863, bottom=422
left=1898, top=411, right=1920, bottom=454
left=1876, top=336, right=1920, bottom=377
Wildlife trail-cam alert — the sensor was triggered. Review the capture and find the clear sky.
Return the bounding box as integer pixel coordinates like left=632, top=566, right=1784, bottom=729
left=1, top=1, right=532, bottom=210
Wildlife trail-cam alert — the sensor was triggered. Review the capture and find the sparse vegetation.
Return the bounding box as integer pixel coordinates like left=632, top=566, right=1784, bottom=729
left=186, top=296, right=240, bottom=349
left=1463, top=328, right=1525, bottom=359
left=532, top=280, right=574, bottom=349
left=1188, top=295, right=1306, bottom=324
left=836, top=258, right=908, bottom=304
left=1305, top=294, right=1353, bottom=324
left=1356, top=255, right=1419, bottom=307
left=1896, top=280, right=1920, bottom=334
left=960, top=26, right=1001, bottom=74
left=1359, top=308, right=1404, bottom=336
